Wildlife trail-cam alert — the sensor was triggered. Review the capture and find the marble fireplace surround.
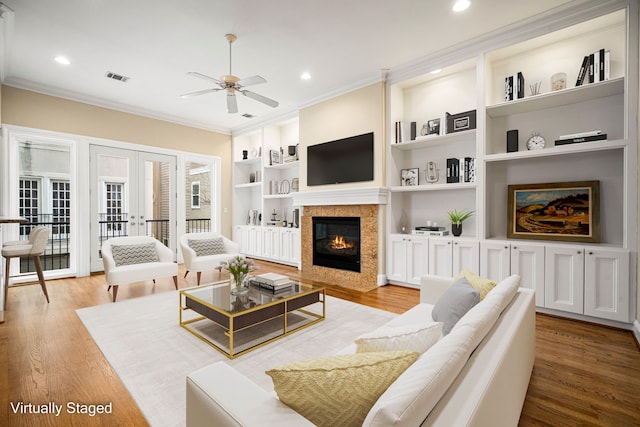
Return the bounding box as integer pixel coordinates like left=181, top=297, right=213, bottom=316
left=294, top=188, right=388, bottom=292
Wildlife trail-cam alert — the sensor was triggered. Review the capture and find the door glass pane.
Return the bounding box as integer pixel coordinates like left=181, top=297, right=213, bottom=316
left=97, top=155, right=130, bottom=253
left=185, top=161, right=212, bottom=232
left=144, top=160, right=171, bottom=246
left=18, top=141, right=71, bottom=273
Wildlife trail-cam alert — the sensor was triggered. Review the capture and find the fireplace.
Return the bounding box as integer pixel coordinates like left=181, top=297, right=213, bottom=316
left=312, top=216, right=361, bottom=273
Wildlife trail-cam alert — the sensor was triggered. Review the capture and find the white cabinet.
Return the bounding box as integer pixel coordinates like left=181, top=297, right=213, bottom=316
left=262, top=227, right=280, bottom=259
left=481, top=241, right=545, bottom=307
left=545, top=245, right=629, bottom=322
left=510, top=243, right=545, bottom=307
left=429, top=238, right=479, bottom=276
left=480, top=241, right=511, bottom=282
left=387, top=234, right=429, bottom=285
left=584, top=248, right=629, bottom=322
left=279, top=228, right=301, bottom=265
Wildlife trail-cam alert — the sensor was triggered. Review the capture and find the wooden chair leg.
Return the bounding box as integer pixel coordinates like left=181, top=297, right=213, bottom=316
left=196, top=272, right=202, bottom=286
left=4, top=256, right=10, bottom=311
left=33, top=255, right=50, bottom=303
left=172, top=276, right=178, bottom=290
left=112, top=285, right=119, bottom=302
left=184, top=271, right=189, bottom=279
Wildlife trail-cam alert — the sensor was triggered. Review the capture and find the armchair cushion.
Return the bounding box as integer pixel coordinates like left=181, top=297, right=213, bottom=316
left=188, top=238, right=225, bottom=257
left=111, top=243, right=160, bottom=266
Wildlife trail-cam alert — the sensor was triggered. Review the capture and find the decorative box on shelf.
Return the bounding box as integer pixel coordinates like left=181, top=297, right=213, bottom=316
left=446, top=110, right=477, bottom=134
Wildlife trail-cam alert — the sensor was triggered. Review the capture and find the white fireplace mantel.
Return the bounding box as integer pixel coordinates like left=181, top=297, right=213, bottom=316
left=291, top=187, right=390, bottom=206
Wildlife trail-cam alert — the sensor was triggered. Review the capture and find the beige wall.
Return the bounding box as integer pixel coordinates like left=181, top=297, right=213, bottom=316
left=0, top=85, right=233, bottom=236
left=299, top=82, right=385, bottom=191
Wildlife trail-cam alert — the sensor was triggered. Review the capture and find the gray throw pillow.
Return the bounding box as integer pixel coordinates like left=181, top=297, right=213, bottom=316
left=188, top=237, right=225, bottom=256
left=111, top=243, right=160, bottom=266
left=432, top=277, right=480, bottom=335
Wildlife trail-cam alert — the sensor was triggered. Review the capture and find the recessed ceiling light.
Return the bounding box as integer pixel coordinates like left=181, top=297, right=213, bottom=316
left=301, top=72, right=311, bottom=80
left=54, top=56, right=71, bottom=65
left=430, top=69, right=442, bottom=75
left=452, top=0, right=470, bottom=12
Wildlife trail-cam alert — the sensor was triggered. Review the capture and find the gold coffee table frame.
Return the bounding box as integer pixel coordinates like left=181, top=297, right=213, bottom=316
left=179, top=280, right=325, bottom=359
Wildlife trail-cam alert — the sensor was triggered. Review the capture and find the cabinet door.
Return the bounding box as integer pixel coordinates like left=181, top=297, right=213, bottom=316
left=289, top=229, right=301, bottom=266
left=279, top=229, right=292, bottom=261
left=407, top=236, right=429, bottom=285
left=247, top=226, right=262, bottom=256
left=387, top=235, right=408, bottom=283
left=511, top=243, right=545, bottom=307
left=452, top=240, right=479, bottom=275
left=235, top=226, right=249, bottom=255
left=428, top=238, right=453, bottom=277
left=545, top=246, right=584, bottom=314
left=584, top=248, right=630, bottom=322
left=480, top=241, right=510, bottom=282
left=262, top=228, right=277, bottom=259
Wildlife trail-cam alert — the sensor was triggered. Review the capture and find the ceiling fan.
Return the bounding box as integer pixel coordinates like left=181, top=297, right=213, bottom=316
left=181, top=33, right=279, bottom=114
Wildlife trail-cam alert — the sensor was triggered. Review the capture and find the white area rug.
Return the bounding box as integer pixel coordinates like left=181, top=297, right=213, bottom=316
left=76, top=290, right=397, bottom=427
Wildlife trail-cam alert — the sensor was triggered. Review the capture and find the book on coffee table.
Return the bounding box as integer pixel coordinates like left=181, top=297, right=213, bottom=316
left=254, top=273, right=289, bottom=286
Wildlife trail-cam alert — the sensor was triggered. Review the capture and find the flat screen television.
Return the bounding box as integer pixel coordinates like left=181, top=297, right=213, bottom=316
left=307, top=132, right=374, bottom=186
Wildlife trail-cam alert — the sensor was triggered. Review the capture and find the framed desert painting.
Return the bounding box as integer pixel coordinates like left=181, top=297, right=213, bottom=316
left=507, top=181, right=600, bottom=243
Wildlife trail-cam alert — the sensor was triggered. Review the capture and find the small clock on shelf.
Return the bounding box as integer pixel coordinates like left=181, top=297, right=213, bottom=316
left=526, top=132, right=546, bottom=150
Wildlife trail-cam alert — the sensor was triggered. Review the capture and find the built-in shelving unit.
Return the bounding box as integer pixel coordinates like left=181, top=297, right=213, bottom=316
left=385, top=2, right=637, bottom=326
left=232, top=118, right=301, bottom=267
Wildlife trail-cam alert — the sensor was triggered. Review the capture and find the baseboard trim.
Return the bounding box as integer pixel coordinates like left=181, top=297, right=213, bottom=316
left=377, top=274, right=387, bottom=287
left=634, top=320, right=640, bottom=347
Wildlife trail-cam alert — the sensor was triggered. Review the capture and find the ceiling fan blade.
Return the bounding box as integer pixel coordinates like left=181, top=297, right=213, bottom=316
left=227, top=91, right=238, bottom=114
left=236, top=75, right=267, bottom=87
left=187, top=71, right=223, bottom=85
left=241, top=90, right=279, bottom=108
left=180, top=88, right=221, bottom=98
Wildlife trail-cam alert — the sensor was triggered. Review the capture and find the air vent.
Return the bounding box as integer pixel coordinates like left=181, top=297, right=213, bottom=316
left=242, top=113, right=255, bottom=119
left=105, top=71, right=130, bottom=82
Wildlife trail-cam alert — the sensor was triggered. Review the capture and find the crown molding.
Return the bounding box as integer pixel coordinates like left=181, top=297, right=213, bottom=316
left=0, top=2, right=15, bottom=83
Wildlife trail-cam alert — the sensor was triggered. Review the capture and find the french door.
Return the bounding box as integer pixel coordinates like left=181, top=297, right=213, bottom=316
left=89, top=146, right=176, bottom=272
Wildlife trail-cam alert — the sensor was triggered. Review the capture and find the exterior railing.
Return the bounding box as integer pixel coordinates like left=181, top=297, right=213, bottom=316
left=186, top=218, right=211, bottom=233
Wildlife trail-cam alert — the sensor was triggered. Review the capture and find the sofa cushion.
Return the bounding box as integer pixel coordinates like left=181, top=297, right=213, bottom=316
left=188, top=237, right=225, bottom=256
left=432, top=277, right=480, bottom=335
left=355, top=322, right=442, bottom=354
left=455, top=269, right=496, bottom=300
left=266, top=351, right=419, bottom=427
left=111, top=243, right=159, bottom=266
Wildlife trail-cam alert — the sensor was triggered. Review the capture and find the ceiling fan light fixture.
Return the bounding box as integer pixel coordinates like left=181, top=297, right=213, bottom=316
left=301, top=72, right=311, bottom=80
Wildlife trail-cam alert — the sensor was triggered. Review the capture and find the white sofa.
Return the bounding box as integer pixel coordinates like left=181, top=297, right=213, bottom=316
left=185, top=274, right=535, bottom=427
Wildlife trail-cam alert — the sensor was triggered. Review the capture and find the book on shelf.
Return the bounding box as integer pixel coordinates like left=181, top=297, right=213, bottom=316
left=558, top=130, right=602, bottom=139
left=582, top=49, right=609, bottom=85
left=395, top=121, right=406, bottom=143
left=446, top=157, right=475, bottom=183
left=554, top=133, right=607, bottom=146
left=575, top=56, right=589, bottom=86
left=504, top=72, right=524, bottom=101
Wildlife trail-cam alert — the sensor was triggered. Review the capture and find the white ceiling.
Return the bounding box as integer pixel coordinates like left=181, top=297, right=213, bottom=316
left=0, top=0, right=577, bottom=134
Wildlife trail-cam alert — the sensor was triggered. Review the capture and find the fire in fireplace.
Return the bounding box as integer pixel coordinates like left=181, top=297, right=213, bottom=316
left=312, top=216, right=361, bottom=272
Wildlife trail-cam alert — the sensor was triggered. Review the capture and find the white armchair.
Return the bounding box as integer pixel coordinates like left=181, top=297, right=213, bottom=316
left=101, top=236, right=178, bottom=302
left=180, top=232, right=240, bottom=286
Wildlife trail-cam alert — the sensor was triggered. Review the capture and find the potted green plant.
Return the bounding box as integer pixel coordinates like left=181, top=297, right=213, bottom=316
left=447, top=209, right=474, bottom=237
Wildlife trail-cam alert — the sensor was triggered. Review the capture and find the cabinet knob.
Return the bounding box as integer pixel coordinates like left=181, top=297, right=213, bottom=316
left=504, top=246, right=508, bottom=249
left=588, top=251, right=594, bottom=255
left=513, top=246, right=517, bottom=250
left=577, top=250, right=582, bottom=254
left=448, top=241, right=452, bottom=245
left=454, top=242, right=458, bottom=245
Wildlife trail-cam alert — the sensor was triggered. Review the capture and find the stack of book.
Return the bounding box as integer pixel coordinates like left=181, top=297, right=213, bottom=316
left=555, top=130, right=607, bottom=146
left=250, top=273, right=292, bottom=292
left=446, top=157, right=476, bottom=183
left=412, top=226, right=449, bottom=236
left=575, top=48, right=610, bottom=86
left=505, top=72, right=525, bottom=101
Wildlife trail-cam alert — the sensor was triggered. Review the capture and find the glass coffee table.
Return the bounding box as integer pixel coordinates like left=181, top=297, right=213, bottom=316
left=179, top=280, right=325, bottom=358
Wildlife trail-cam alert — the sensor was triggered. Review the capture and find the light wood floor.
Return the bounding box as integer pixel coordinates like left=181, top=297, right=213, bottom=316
left=1, top=260, right=639, bottom=426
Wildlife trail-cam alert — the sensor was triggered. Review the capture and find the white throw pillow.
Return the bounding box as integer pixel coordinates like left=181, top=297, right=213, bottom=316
left=355, top=322, right=443, bottom=354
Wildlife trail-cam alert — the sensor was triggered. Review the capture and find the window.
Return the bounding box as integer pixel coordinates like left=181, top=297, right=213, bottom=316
left=19, top=178, right=40, bottom=236
left=191, top=181, right=201, bottom=209
left=104, top=182, right=126, bottom=235
left=52, top=180, right=71, bottom=236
